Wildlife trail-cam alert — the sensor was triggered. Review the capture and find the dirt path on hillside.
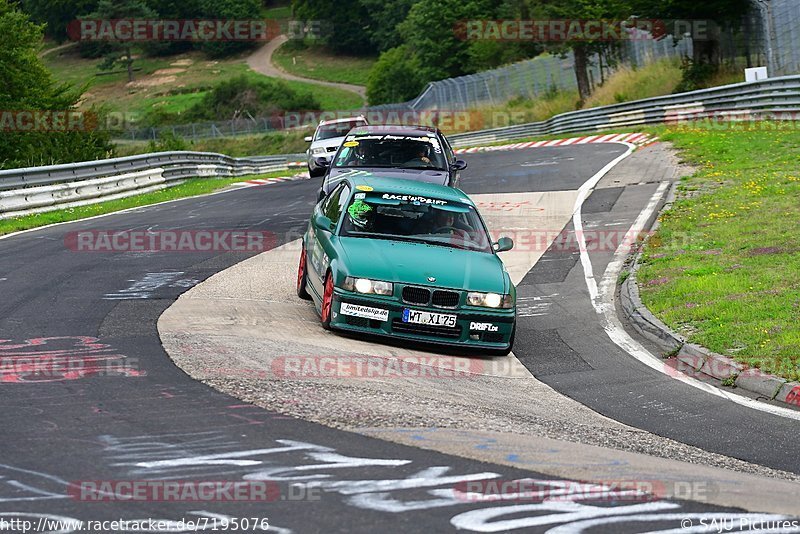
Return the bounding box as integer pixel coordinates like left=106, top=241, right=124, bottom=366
left=247, top=35, right=367, bottom=100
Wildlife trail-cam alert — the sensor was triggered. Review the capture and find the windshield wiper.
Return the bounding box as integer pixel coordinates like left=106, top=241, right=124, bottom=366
left=399, top=166, right=446, bottom=171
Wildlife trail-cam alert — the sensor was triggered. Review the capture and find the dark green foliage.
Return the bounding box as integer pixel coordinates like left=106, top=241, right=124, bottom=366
left=185, top=75, right=320, bottom=122
left=0, top=0, right=112, bottom=169
left=366, top=45, right=425, bottom=105
left=674, top=57, right=719, bottom=92
left=20, top=0, right=99, bottom=41
left=196, top=0, right=263, bottom=58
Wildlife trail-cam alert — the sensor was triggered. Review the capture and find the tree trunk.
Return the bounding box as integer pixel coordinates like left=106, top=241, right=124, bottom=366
left=693, top=38, right=721, bottom=66
left=125, top=45, right=134, bottom=82
left=572, top=44, right=592, bottom=105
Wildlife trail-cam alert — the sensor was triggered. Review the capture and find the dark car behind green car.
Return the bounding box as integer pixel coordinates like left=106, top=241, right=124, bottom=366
left=296, top=172, right=516, bottom=355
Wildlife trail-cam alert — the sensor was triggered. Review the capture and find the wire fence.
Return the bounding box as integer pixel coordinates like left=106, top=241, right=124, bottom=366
left=756, top=0, right=800, bottom=76
left=117, top=2, right=800, bottom=142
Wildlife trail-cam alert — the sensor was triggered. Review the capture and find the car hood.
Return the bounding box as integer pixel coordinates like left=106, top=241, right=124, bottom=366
left=309, top=137, right=345, bottom=153
left=337, top=237, right=507, bottom=293
left=328, top=167, right=448, bottom=185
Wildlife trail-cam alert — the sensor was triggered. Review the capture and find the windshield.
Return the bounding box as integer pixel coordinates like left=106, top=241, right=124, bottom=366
left=315, top=119, right=367, bottom=141
left=340, top=192, right=492, bottom=253
left=333, top=135, right=448, bottom=171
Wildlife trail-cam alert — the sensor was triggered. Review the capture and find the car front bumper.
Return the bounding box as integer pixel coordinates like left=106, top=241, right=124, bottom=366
left=328, top=290, right=515, bottom=352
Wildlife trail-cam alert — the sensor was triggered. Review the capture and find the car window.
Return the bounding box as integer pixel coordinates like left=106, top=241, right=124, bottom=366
left=315, top=120, right=367, bottom=141
left=322, top=182, right=351, bottom=225
left=333, top=135, right=447, bottom=170
left=341, top=192, right=492, bottom=253
left=441, top=134, right=456, bottom=163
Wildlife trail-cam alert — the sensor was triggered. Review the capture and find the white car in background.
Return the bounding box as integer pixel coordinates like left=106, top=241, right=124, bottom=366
left=305, top=116, right=368, bottom=177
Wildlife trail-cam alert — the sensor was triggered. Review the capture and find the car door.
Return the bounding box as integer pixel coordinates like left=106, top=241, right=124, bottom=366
left=308, top=181, right=350, bottom=299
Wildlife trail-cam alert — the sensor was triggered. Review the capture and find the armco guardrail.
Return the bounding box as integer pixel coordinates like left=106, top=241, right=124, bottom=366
left=0, top=151, right=305, bottom=219
left=3, top=75, right=799, bottom=218
left=448, top=74, right=800, bottom=146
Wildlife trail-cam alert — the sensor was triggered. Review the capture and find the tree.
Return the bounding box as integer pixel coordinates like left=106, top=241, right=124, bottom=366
left=83, top=0, right=157, bottom=82
left=292, top=0, right=373, bottom=55
left=366, top=45, right=425, bottom=105
left=358, top=0, right=416, bottom=52
left=0, top=0, right=111, bottom=169
left=396, top=0, right=494, bottom=82
left=538, top=0, right=632, bottom=105
left=197, top=0, right=261, bottom=58
left=631, top=0, right=752, bottom=67
left=20, top=0, right=99, bottom=41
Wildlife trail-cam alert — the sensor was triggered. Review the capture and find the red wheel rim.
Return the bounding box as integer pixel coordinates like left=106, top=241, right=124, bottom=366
left=321, top=275, right=333, bottom=322
left=297, top=248, right=306, bottom=290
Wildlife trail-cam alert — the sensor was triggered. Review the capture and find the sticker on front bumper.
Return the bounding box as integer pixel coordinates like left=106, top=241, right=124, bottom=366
left=341, top=303, right=389, bottom=321
left=470, top=322, right=498, bottom=332
left=402, top=309, right=457, bottom=327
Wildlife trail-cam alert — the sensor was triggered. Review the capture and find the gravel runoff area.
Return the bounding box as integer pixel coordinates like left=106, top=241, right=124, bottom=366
left=159, top=143, right=800, bottom=484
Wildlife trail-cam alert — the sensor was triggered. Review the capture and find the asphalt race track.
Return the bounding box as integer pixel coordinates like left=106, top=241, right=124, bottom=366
left=1, top=143, right=798, bottom=533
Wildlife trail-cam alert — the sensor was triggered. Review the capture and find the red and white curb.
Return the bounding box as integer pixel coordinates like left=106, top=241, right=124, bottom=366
left=454, top=132, right=658, bottom=155
left=235, top=170, right=310, bottom=188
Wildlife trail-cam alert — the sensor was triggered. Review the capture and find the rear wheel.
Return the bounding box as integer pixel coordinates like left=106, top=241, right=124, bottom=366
left=297, top=246, right=311, bottom=300
left=320, top=272, right=334, bottom=330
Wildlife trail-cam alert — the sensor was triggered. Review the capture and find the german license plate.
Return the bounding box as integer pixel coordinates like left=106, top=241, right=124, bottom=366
left=402, top=309, right=457, bottom=327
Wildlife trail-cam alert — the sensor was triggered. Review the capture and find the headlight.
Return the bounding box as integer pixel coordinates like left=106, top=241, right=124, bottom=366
left=343, top=276, right=393, bottom=296
left=467, top=292, right=513, bottom=309
left=311, top=147, right=327, bottom=155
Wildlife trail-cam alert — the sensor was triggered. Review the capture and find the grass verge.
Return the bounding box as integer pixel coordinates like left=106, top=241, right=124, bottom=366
left=43, top=48, right=363, bottom=127
left=0, top=170, right=292, bottom=237
left=272, top=42, right=375, bottom=86
left=115, top=130, right=311, bottom=158
left=637, top=127, right=800, bottom=382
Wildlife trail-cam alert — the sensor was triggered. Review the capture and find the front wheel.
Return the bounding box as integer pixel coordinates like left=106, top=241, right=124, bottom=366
left=297, top=245, right=311, bottom=300
left=320, top=272, right=334, bottom=330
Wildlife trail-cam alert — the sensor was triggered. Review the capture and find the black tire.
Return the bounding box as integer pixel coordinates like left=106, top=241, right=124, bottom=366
left=296, top=246, right=311, bottom=300
left=308, top=166, right=324, bottom=178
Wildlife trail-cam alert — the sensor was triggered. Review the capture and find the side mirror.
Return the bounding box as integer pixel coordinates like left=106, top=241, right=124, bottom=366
left=314, top=157, right=331, bottom=169
left=453, top=159, right=468, bottom=171
left=493, top=237, right=514, bottom=252
left=304, top=136, right=313, bottom=143
left=314, top=212, right=334, bottom=232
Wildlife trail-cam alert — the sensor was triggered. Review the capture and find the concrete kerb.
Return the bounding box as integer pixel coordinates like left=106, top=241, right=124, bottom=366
left=617, top=184, right=800, bottom=409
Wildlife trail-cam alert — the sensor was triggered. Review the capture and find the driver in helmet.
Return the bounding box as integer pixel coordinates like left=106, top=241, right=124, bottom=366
left=405, top=143, right=433, bottom=166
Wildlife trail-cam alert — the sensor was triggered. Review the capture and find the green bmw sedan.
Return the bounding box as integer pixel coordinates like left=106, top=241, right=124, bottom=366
left=297, top=172, right=516, bottom=355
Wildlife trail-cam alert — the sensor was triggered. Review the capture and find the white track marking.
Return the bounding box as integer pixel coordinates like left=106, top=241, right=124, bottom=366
left=571, top=143, right=636, bottom=303
left=571, top=153, right=800, bottom=422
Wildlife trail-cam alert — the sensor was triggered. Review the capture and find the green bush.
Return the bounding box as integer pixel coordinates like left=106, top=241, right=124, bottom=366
left=674, top=58, right=718, bottom=93
left=147, top=130, right=188, bottom=152
left=185, top=75, right=320, bottom=122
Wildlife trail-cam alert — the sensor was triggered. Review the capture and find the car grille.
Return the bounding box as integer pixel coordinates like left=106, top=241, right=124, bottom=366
left=431, top=290, right=460, bottom=307
left=391, top=319, right=462, bottom=339
left=327, top=146, right=337, bottom=152
left=402, top=286, right=430, bottom=305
